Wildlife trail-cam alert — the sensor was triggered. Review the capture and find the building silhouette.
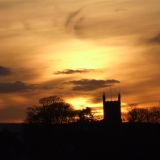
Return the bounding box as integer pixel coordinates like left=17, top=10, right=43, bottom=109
left=103, top=92, right=122, bottom=124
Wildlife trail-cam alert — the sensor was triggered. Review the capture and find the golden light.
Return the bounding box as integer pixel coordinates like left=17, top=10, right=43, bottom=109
left=121, top=102, right=129, bottom=113
left=66, top=97, right=93, bottom=110
left=36, top=39, right=133, bottom=82
left=67, top=95, right=130, bottom=115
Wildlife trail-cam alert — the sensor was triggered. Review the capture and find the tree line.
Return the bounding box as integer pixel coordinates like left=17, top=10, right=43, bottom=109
left=26, top=96, right=94, bottom=125
left=128, top=107, right=160, bottom=123
left=25, top=95, right=160, bottom=124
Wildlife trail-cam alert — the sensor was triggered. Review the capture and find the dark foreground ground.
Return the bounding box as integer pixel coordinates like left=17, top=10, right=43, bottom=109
left=0, top=122, right=159, bottom=160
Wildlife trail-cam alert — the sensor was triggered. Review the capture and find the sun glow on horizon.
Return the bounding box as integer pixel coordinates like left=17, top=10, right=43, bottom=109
left=66, top=96, right=130, bottom=117
left=66, top=97, right=100, bottom=110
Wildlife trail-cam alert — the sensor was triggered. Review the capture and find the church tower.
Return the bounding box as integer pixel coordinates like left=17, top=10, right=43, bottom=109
left=103, top=92, right=122, bottom=124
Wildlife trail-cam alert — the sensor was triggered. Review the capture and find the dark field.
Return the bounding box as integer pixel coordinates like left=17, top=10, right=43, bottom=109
left=0, top=123, right=159, bottom=160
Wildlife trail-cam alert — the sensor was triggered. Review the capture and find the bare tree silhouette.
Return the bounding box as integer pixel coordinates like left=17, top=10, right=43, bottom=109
left=128, top=108, right=160, bottom=123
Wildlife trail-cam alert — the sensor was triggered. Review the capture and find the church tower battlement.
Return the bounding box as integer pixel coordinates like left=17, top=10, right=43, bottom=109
left=103, top=92, right=122, bottom=124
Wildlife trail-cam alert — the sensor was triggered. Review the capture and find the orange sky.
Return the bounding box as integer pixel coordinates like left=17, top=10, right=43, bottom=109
left=0, top=0, right=160, bottom=122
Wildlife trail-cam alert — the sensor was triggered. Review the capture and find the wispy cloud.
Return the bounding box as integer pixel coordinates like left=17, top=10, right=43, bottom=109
left=68, top=79, right=120, bottom=91
left=65, top=8, right=82, bottom=28
left=54, top=69, right=94, bottom=75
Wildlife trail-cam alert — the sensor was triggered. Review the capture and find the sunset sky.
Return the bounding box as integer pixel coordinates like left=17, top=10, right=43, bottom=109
left=0, top=0, right=160, bottom=122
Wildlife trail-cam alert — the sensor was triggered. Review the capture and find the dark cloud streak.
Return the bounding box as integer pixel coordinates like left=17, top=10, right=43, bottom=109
left=0, top=66, right=12, bottom=76
left=147, top=33, right=160, bottom=45
left=0, top=81, right=35, bottom=93
left=54, top=69, right=94, bottom=75
left=69, top=79, right=120, bottom=91
left=65, top=8, right=82, bottom=28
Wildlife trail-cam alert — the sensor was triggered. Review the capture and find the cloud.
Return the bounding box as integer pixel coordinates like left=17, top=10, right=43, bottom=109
left=68, top=79, right=120, bottom=91
left=63, top=1, right=160, bottom=44
left=0, top=81, right=35, bottom=93
left=90, top=95, right=103, bottom=104
left=128, top=103, right=140, bottom=107
left=0, top=66, right=12, bottom=76
left=54, top=69, right=94, bottom=75
left=65, top=8, right=82, bottom=28
left=147, top=34, right=160, bottom=45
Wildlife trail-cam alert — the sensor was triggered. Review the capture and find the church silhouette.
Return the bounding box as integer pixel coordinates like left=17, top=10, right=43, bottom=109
left=103, top=92, right=122, bottom=124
